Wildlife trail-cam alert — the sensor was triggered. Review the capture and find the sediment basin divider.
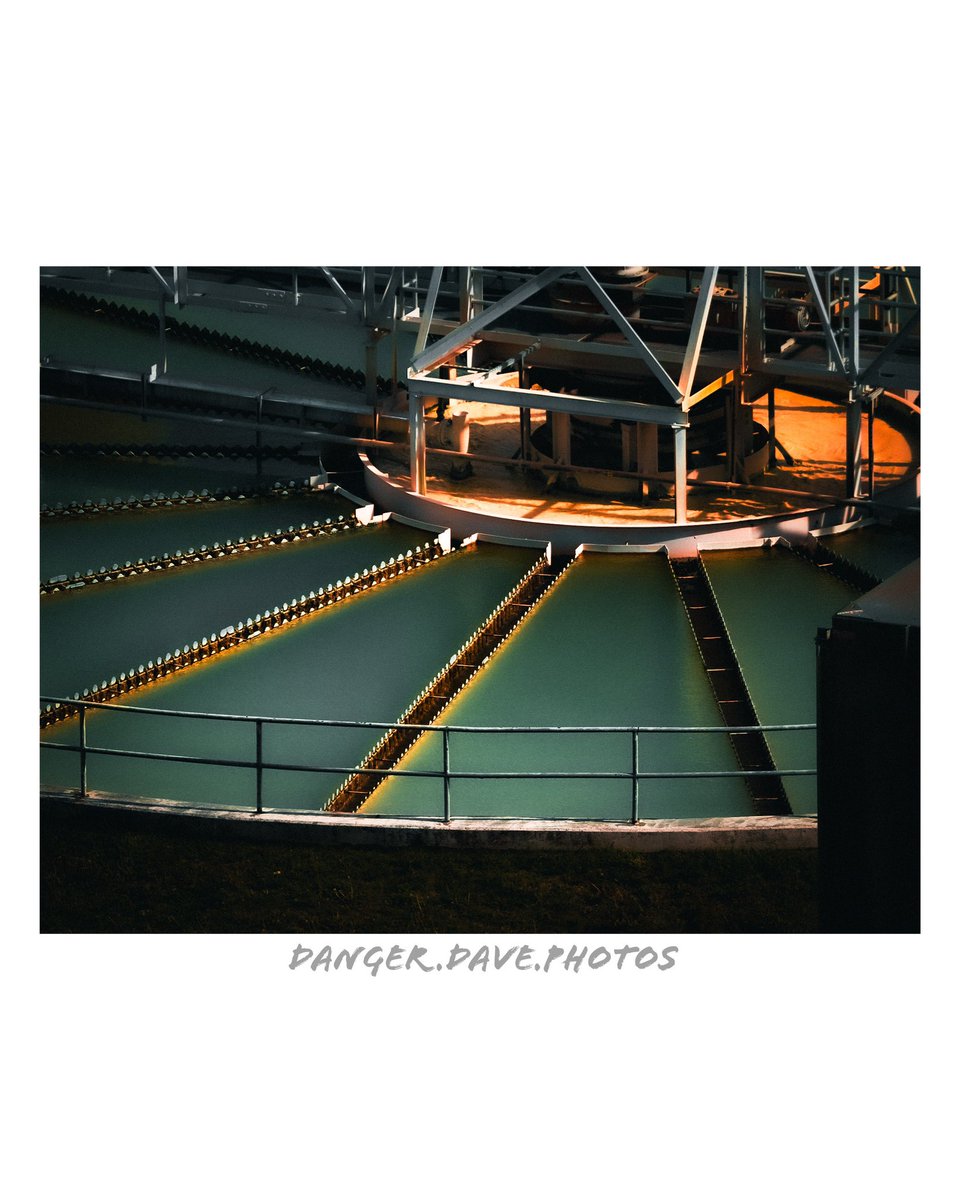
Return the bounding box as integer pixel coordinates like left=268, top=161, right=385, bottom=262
left=325, top=550, right=578, bottom=813
left=670, top=554, right=792, bottom=816
left=41, top=513, right=359, bottom=594
left=787, top=536, right=881, bottom=593
left=41, top=471, right=325, bottom=522
left=40, top=537, right=454, bottom=729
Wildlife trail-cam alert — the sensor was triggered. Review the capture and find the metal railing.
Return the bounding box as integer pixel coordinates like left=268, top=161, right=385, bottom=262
left=40, top=697, right=816, bottom=823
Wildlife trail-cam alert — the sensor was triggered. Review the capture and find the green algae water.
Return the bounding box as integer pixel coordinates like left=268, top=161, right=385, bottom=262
left=40, top=545, right=535, bottom=809
left=369, top=554, right=752, bottom=822
left=52, top=289, right=419, bottom=377
left=821, top=524, right=920, bottom=582
left=40, top=303, right=382, bottom=402
left=39, top=449, right=315, bottom=507
left=40, top=491, right=350, bottom=582
left=703, top=547, right=855, bottom=814
left=40, top=522, right=424, bottom=700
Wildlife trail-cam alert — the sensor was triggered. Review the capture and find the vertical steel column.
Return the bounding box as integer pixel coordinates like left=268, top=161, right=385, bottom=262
left=78, top=704, right=87, bottom=798
left=365, top=337, right=379, bottom=408
left=846, top=391, right=863, bottom=499
left=631, top=729, right=640, bottom=824
left=255, top=719, right=263, bottom=814
left=725, top=389, right=737, bottom=481
left=518, top=351, right=531, bottom=464
left=459, top=267, right=483, bottom=369
left=520, top=410, right=532, bottom=462
left=867, top=395, right=875, bottom=497
left=410, top=392, right=427, bottom=493
left=638, top=424, right=658, bottom=501
left=767, top=387, right=777, bottom=469
left=361, top=267, right=376, bottom=323
left=553, top=412, right=571, bottom=467
left=674, top=424, right=688, bottom=524
left=442, top=726, right=451, bottom=822
left=849, top=266, right=861, bottom=380
left=158, top=291, right=167, bottom=375
left=256, top=392, right=264, bottom=480
left=742, top=268, right=765, bottom=371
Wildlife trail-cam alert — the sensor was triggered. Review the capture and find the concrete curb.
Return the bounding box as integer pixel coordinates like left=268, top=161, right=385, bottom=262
left=41, top=790, right=817, bottom=852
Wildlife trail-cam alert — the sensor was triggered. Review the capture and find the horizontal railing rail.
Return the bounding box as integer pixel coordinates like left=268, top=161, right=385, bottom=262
left=40, top=696, right=816, bottom=823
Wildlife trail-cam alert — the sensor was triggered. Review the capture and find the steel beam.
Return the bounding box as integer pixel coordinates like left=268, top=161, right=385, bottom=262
left=410, top=266, right=573, bottom=374
left=459, top=267, right=483, bottom=369
left=691, top=364, right=734, bottom=408
left=576, top=268, right=683, bottom=403
left=318, top=267, right=357, bottom=314
left=172, top=267, right=188, bottom=306
left=674, top=425, right=688, bottom=524
left=767, top=388, right=777, bottom=470
left=405, top=375, right=688, bottom=428
left=361, top=267, right=376, bottom=322
left=803, top=267, right=852, bottom=380
left=678, top=267, right=718, bottom=406
left=413, top=267, right=444, bottom=357
left=373, top=267, right=402, bottom=326
left=849, top=266, right=860, bottom=380
left=742, top=267, right=764, bottom=375
left=846, top=391, right=863, bottom=498
left=147, top=266, right=175, bottom=298
left=410, top=392, right=427, bottom=493
left=403, top=313, right=738, bottom=373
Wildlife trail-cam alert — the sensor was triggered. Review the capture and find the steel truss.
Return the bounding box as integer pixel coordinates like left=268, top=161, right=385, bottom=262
left=40, top=265, right=921, bottom=510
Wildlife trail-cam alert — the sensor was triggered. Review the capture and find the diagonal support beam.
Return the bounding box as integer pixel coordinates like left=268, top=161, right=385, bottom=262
left=688, top=368, right=736, bottom=408
left=576, top=268, right=683, bottom=403
left=803, top=267, right=853, bottom=382
left=318, top=267, right=357, bottom=314
left=147, top=267, right=174, bottom=298
left=678, top=266, right=718, bottom=407
left=410, top=266, right=574, bottom=374
left=857, top=309, right=921, bottom=389
left=413, top=266, right=445, bottom=357
left=373, top=267, right=402, bottom=325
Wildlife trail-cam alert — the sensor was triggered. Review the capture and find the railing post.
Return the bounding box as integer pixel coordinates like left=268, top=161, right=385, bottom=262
left=79, top=703, right=87, bottom=798
left=631, top=729, right=639, bottom=824
left=255, top=718, right=263, bottom=815
left=442, top=726, right=451, bottom=822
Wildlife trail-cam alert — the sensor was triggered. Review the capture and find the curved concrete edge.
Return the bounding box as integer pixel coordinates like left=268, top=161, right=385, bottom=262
left=360, top=454, right=857, bottom=555
left=41, top=790, right=817, bottom=851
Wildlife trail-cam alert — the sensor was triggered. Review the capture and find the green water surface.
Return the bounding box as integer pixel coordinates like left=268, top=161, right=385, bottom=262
left=40, top=523, right=423, bottom=700
left=42, top=304, right=345, bottom=398
left=40, top=545, right=535, bottom=809
left=369, top=554, right=752, bottom=822
left=41, top=491, right=350, bottom=582
left=822, top=524, right=920, bottom=582
left=703, top=547, right=855, bottom=814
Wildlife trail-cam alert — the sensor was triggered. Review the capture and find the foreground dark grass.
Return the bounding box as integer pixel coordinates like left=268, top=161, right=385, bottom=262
left=40, top=803, right=818, bottom=934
